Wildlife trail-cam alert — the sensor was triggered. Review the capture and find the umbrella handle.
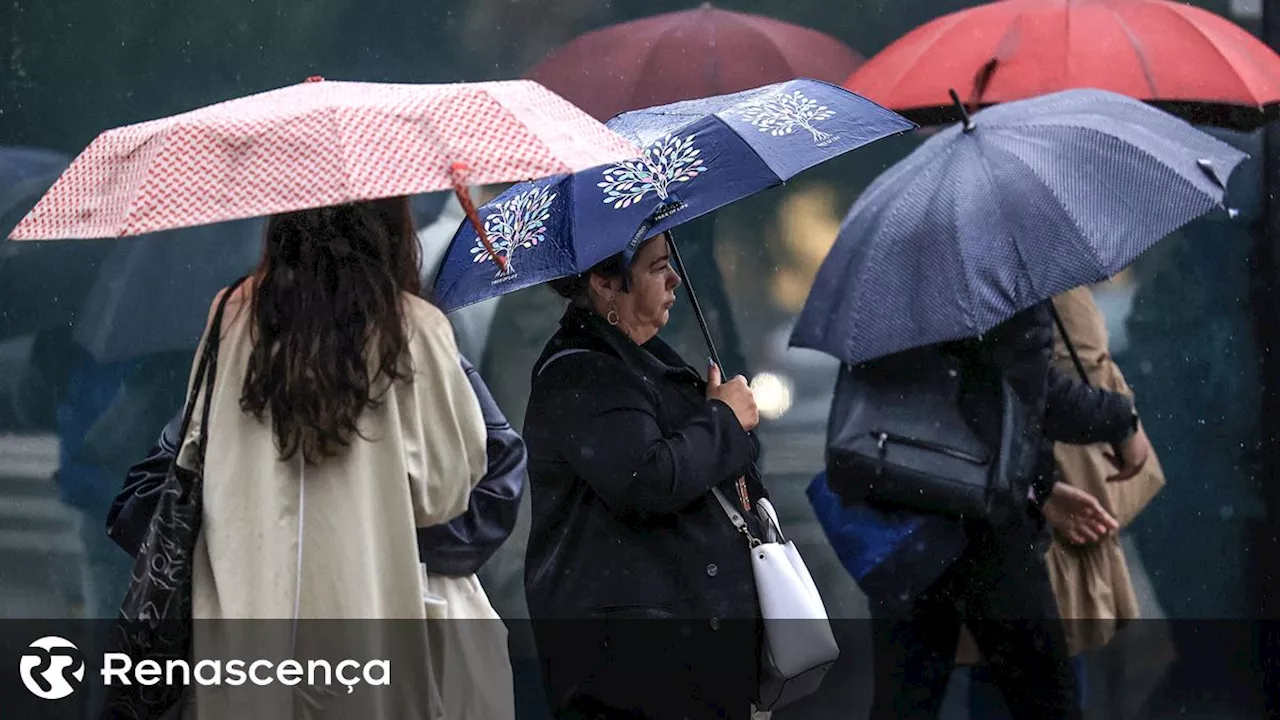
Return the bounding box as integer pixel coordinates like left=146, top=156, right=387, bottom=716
left=666, top=230, right=722, bottom=372
left=668, top=229, right=761, bottom=512
left=450, top=163, right=507, bottom=273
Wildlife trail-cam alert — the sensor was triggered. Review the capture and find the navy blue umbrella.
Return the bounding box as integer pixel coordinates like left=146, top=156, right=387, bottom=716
left=790, top=89, right=1248, bottom=367
left=430, top=79, right=915, bottom=317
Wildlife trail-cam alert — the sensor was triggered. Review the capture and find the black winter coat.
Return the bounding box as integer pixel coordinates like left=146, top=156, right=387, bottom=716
left=848, top=300, right=1140, bottom=615
left=522, top=305, right=766, bottom=719
left=948, top=300, right=1137, bottom=503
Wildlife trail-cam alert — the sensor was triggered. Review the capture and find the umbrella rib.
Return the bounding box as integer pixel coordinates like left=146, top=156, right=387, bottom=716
left=1007, top=118, right=1237, bottom=192
left=620, top=13, right=692, bottom=121
left=1105, top=4, right=1160, bottom=97
left=840, top=143, right=958, bottom=358
left=876, top=12, right=973, bottom=102
left=993, top=123, right=1217, bottom=276
left=1154, top=2, right=1258, bottom=104
left=719, top=11, right=796, bottom=85
left=327, top=95, right=353, bottom=204
left=968, top=138, right=1042, bottom=307
left=942, top=146, right=982, bottom=336
left=116, top=127, right=188, bottom=236
left=987, top=133, right=1110, bottom=277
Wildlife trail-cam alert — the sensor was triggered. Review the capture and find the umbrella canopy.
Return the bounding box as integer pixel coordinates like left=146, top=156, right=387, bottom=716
left=7, top=77, right=639, bottom=242
left=526, top=2, right=863, bottom=122
left=846, top=0, right=1280, bottom=131
left=789, top=89, right=1247, bottom=367
left=430, top=79, right=914, bottom=314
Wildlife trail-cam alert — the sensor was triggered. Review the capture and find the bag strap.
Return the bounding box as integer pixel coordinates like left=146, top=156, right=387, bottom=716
left=1047, top=300, right=1090, bottom=386
left=711, top=487, right=761, bottom=547
left=1048, top=298, right=1131, bottom=462
left=181, top=277, right=247, bottom=474
left=535, top=347, right=592, bottom=377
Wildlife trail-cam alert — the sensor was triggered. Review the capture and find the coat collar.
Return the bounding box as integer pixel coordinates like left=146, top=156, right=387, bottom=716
left=550, top=304, right=703, bottom=387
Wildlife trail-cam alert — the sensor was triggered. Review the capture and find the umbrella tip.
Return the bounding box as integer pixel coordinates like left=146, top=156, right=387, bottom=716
left=305, top=75, right=325, bottom=83
left=1197, top=158, right=1227, bottom=191
left=700, top=1, right=713, bottom=9
left=948, top=88, right=976, bottom=132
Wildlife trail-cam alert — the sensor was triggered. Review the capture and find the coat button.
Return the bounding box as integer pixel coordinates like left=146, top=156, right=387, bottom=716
left=710, top=617, right=720, bottom=631
left=705, top=563, right=718, bottom=577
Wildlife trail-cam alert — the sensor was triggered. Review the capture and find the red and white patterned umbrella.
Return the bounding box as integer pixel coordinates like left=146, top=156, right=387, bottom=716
left=8, top=77, right=639, bottom=269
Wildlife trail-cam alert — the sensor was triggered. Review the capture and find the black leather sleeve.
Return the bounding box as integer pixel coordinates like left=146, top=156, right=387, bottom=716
left=416, top=354, right=528, bottom=575
left=986, top=303, right=1135, bottom=446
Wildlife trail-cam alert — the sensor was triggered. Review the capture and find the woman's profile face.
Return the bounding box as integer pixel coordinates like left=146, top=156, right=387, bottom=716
left=610, top=233, right=682, bottom=342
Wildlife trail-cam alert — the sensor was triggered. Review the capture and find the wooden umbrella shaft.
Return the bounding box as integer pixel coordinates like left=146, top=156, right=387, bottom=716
left=453, top=183, right=507, bottom=273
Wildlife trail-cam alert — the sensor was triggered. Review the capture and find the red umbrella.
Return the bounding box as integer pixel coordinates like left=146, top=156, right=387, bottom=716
left=525, top=2, right=863, bottom=121
left=8, top=77, right=640, bottom=272
left=846, top=0, right=1280, bottom=130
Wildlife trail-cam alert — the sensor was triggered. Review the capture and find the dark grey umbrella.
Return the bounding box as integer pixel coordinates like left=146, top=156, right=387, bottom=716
left=0, top=147, right=111, bottom=341
left=790, top=89, right=1248, bottom=366
left=71, top=217, right=265, bottom=363
left=73, top=190, right=449, bottom=363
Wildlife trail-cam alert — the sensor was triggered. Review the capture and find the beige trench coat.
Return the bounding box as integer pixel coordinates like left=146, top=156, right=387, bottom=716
left=420, top=571, right=515, bottom=720
left=958, top=286, right=1166, bottom=664
left=175, top=287, right=489, bottom=719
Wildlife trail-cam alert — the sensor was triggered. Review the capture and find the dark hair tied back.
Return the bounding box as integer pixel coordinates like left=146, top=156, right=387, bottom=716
left=548, top=253, right=627, bottom=304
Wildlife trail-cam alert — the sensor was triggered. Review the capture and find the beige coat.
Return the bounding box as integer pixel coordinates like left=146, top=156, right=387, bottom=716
left=420, top=572, right=515, bottom=720
left=176, top=287, right=489, bottom=719
left=958, top=286, right=1166, bottom=663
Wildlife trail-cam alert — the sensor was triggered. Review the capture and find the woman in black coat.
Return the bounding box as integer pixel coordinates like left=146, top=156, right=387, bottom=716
left=857, top=300, right=1154, bottom=720
left=522, top=231, right=766, bottom=720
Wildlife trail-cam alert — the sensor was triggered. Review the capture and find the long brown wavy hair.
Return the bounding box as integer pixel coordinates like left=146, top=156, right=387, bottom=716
left=240, top=196, right=422, bottom=465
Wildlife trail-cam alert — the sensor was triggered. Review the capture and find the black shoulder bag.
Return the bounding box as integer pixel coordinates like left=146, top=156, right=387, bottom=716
left=100, top=279, right=243, bottom=719
left=824, top=302, right=1097, bottom=522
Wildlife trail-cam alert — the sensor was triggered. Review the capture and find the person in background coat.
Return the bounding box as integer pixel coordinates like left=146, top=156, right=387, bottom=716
left=958, top=285, right=1170, bottom=719
left=522, top=231, right=766, bottom=720
left=832, top=298, right=1155, bottom=720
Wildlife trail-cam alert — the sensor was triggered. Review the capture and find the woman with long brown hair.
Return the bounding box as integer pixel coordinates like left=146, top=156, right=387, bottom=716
left=175, top=197, right=488, bottom=718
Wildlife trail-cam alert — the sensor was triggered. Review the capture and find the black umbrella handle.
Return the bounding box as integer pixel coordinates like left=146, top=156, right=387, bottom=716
left=666, top=230, right=765, bottom=508
left=666, top=229, right=723, bottom=373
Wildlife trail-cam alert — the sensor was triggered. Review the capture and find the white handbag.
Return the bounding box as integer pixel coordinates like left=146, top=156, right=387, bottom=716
left=712, top=487, right=839, bottom=711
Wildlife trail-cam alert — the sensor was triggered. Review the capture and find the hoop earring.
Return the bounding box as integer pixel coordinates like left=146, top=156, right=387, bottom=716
left=606, top=308, right=620, bottom=326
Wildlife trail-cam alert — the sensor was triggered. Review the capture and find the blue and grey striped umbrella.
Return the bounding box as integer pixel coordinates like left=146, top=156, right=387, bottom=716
left=790, top=89, right=1248, bottom=366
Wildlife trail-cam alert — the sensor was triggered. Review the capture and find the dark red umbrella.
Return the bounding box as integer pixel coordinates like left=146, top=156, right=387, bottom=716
left=846, top=0, right=1280, bottom=131
left=525, top=2, right=863, bottom=121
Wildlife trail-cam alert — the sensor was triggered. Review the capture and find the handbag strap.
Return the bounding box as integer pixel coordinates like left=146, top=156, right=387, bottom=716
left=1048, top=298, right=1131, bottom=462
left=1047, top=300, right=1090, bottom=386
left=711, top=487, right=761, bottom=548
left=181, top=277, right=247, bottom=474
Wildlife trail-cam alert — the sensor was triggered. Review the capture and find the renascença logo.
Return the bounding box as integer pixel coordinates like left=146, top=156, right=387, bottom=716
left=102, top=654, right=390, bottom=694
left=19, top=636, right=86, bottom=700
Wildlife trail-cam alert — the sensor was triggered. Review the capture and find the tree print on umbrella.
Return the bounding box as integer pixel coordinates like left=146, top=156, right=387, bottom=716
left=471, top=184, right=558, bottom=276
left=733, top=90, right=837, bottom=146
left=598, top=133, right=707, bottom=209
